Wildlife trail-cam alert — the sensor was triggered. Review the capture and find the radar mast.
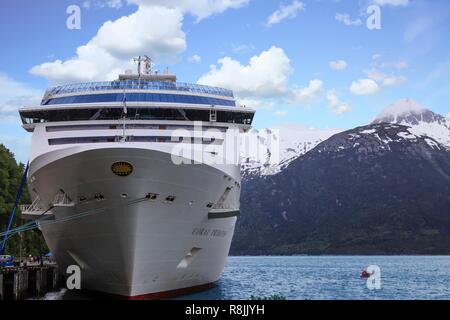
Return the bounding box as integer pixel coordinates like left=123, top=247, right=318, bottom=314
left=119, top=56, right=176, bottom=82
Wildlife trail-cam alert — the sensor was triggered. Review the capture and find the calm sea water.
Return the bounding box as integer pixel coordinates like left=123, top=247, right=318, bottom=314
left=42, top=256, right=450, bottom=300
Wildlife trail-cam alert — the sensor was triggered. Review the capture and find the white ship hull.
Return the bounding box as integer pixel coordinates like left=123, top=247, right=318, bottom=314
left=28, top=144, right=241, bottom=298
left=18, top=67, right=254, bottom=298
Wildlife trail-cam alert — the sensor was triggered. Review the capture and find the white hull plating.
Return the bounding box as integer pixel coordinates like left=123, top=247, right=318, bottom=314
left=28, top=145, right=240, bottom=297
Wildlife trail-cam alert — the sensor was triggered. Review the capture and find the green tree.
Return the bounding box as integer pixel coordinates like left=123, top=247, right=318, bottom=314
left=0, top=144, right=48, bottom=257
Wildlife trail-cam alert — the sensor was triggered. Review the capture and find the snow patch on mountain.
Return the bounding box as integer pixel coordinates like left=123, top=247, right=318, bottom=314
left=372, top=98, right=450, bottom=148
left=241, top=124, right=342, bottom=177
left=316, top=123, right=444, bottom=156
left=374, top=98, right=425, bottom=122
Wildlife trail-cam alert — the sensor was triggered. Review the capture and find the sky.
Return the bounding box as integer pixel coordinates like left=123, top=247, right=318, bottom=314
left=0, top=0, right=450, bottom=163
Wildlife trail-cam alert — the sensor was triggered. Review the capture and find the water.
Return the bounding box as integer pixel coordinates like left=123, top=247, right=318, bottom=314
left=42, top=256, right=450, bottom=300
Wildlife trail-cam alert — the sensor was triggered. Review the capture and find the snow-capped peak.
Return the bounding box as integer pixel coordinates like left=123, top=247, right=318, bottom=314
left=372, top=98, right=450, bottom=148
left=373, top=98, right=426, bottom=123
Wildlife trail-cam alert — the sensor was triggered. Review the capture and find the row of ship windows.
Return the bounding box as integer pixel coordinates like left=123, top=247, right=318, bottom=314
left=43, top=93, right=236, bottom=107
left=85, top=193, right=177, bottom=203
left=46, top=81, right=234, bottom=98
left=48, top=136, right=221, bottom=145
left=21, top=108, right=254, bottom=125
left=86, top=192, right=215, bottom=208
left=46, top=124, right=228, bottom=132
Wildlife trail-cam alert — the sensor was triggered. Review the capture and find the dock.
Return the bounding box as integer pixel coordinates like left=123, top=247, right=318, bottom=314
left=0, top=265, right=62, bottom=300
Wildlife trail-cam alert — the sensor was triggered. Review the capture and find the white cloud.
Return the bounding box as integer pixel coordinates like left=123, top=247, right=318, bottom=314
left=366, top=69, right=386, bottom=82
left=236, top=98, right=273, bottom=110
left=290, top=79, right=323, bottom=105
left=102, top=0, right=124, bottom=8
left=0, top=73, right=41, bottom=163
left=395, top=61, right=409, bottom=70
left=329, top=60, right=348, bottom=71
left=372, top=0, right=409, bottom=7
left=188, top=54, right=202, bottom=63
left=372, top=54, right=382, bottom=60
left=383, top=75, right=407, bottom=87
left=350, top=78, right=380, bottom=95
left=446, top=112, right=450, bottom=121
left=130, top=0, right=249, bottom=21
left=82, top=1, right=92, bottom=9
left=366, top=68, right=407, bottom=88
left=275, top=110, right=288, bottom=117
left=373, top=58, right=410, bottom=70
left=232, top=44, right=255, bottom=53
left=106, top=0, right=124, bottom=8
left=266, top=0, right=305, bottom=27
left=326, top=90, right=352, bottom=115
left=335, top=13, right=362, bottom=26
left=82, top=0, right=124, bottom=9
left=31, top=6, right=186, bottom=84
left=199, top=46, right=329, bottom=112
left=30, top=1, right=248, bottom=84
left=198, top=46, right=292, bottom=98
left=198, top=47, right=327, bottom=110
left=0, top=73, right=42, bottom=119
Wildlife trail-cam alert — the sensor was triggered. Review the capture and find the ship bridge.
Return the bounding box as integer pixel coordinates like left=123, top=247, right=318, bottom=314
left=19, top=56, right=254, bottom=131
left=40, top=80, right=236, bottom=107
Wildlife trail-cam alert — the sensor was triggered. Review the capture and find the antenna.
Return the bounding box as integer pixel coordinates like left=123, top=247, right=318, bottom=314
left=133, top=55, right=153, bottom=78
left=133, top=56, right=142, bottom=78
left=120, top=56, right=176, bottom=82
left=143, top=55, right=153, bottom=75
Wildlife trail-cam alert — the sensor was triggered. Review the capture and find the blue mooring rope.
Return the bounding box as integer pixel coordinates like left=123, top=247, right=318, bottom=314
left=0, top=162, right=29, bottom=256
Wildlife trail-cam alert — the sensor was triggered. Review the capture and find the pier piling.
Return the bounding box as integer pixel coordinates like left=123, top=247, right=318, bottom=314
left=36, top=268, right=48, bottom=296
left=1, top=266, right=61, bottom=300
left=13, top=270, right=28, bottom=300
left=48, top=267, right=60, bottom=290
left=0, top=273, right=3, bottom=300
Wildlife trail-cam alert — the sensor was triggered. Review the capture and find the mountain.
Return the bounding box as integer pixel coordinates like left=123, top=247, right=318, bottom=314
left=241, top=124, right=342, bottom=177
left=240, top=99, right=449, bottom=179
left=232, top=122, right=450, bottom=255
left=372, top=98, right=450, bottom=148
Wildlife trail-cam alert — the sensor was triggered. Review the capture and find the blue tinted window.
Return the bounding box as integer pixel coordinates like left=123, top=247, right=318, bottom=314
left=146, top=93, right=154, bottom=102
left=43, top=81, right=234, bottom=98
left=45, top=93, right=235, bottom=106
left=168, top=95, right=177, bottom=103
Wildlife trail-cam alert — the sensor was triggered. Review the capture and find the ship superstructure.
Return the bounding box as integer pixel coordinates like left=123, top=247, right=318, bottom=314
left=19, top=56, right=254, bottom=298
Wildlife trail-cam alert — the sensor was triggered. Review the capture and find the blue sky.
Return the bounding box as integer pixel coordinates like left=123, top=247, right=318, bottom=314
left=1, top=0, right=450, bottom=162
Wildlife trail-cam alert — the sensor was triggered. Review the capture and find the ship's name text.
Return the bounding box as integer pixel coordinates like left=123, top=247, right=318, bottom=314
left=192, top=228, right=227, bottom=238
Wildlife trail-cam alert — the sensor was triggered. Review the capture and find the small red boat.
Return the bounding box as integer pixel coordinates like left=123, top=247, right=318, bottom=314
left=360, top=270, right=372, bottom=278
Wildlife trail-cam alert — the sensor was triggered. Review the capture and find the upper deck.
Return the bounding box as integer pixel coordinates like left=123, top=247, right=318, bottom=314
left=19, top=57, right=254, bottom=129
left=42, top=80, right=234, bottom=103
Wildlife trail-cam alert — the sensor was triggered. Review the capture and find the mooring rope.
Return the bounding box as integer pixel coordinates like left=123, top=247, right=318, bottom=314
left=0, top=195, right=150, bottom=240
left=0, top=162, right=29, bottom=256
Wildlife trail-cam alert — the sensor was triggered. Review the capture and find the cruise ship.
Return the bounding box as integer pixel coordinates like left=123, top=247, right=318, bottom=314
left=18, top=56, right=255, bottom=299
